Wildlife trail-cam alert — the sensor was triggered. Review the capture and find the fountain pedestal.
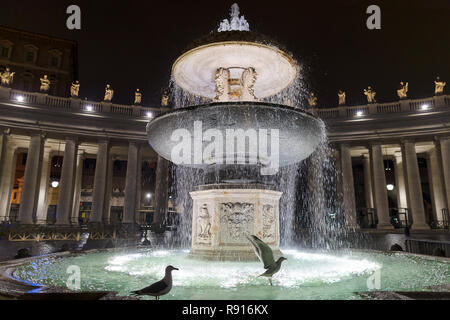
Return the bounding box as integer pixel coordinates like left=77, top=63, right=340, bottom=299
left=189, top=184, right=282, bottom=261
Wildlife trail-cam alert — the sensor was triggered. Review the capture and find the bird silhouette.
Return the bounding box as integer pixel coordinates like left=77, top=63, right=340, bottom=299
left=131, top=265, right=179, bottom=300
left=246, top=234, right=287, bottom=286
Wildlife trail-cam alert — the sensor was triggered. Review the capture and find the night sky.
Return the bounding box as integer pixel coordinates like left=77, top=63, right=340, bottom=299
left=1, top=0, right=449, bottom=107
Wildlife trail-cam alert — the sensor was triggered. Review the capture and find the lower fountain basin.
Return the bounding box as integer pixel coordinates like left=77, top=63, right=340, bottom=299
left=146, top=102, right=325, bottom=171
left=11, top=249, right=450, bottom=300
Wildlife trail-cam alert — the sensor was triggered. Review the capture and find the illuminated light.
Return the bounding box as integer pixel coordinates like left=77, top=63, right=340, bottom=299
left=146, top=112, right=153, bottom=118
left=146, top=193, right=152, bottom=199
left=51, top=180, right=59, bottom=188
left=386, top=184, right=394, bottom=191
left=420, top=104, right=429, bottom=110
left=85, top=105, right=93, bottom=112
left=356, top=111, right=363, bottom=117
left=16, top=95, right=24, bottom=102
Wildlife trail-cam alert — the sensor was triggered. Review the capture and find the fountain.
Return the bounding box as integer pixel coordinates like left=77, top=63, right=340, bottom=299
left=147, top=4, right=324, bottom=260
left=6, top=4, right=450, bottom=300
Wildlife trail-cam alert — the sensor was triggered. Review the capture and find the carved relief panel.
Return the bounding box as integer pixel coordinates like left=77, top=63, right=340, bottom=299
left=197, top=203, right=212, bottom=244
left=219, top=202, right=254, bottom=244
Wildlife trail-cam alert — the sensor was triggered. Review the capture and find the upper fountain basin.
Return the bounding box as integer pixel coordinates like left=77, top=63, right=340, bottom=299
left=172, top=31, right=299, bottom=99
left=146, top=102, right=325, bottom=169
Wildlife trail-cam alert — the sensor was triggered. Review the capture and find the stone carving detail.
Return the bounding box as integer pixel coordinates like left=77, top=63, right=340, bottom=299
left=104, top=84, right=114, bottom=101
left=70, top=81, right=80, bottom=97
left=338, top=90, right=346, bottom=106
left=214, top=68, right=230, bottom=102
left=220, top=202, right=254, bottom=243
left=40, top=75, right=50, bottom=92
left=308, top=92, right=317, bottom=107
left=262, top=204, right=276, bottom=242
left=134, top=89, right=142, bottom=105
left=218, top=3, right=250, bottom=32
left=397, top=82, right=408, bottom=99
left=364, top=86, right=376, bottom=103
left=435, top=77, right=446, bottom=95
left=241, top=67, right=258, bottom=101
left=197, top=204, right=211, bottom=243
left=0, top=67, right=15, bottom=86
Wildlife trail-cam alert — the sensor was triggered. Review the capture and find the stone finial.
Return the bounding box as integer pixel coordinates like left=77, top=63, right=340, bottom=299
left=434, top=77, right=446, bottom=95
left=338, top=90, right=346, bottom=106
left=70, top=80, right=80, bottom=97
left=40, top=75, right=51, bottom=92
left=397, top=82, right=408, bottom=99
left=364, top=86, right=376, bottom=103
left=0, top=67, right=15, bottom=86
left=134, top=88, right=142, bottom=105
left=307, top=92, right=317, bottom=107
left=218, top=3, right=250, bottom=32
left=104, top=84, right=114, bottom=101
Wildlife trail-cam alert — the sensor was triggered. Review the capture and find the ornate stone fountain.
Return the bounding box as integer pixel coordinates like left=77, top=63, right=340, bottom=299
left=147, top=4, right=324, bottom=260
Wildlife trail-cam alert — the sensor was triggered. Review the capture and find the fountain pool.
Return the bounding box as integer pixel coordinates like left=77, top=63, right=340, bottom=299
left=13, top=249, right=450, bottom=300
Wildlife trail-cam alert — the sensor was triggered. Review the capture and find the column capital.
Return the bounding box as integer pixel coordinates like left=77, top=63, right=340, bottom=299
left=436, top=135, right=450, bottom=143
left=30, top=131, right=47, bottom=140
left=400, top=137, right=416, bottom=144
left=65, top=136, right=79, bottom=143
left=368, top=140, right=383, bottom=147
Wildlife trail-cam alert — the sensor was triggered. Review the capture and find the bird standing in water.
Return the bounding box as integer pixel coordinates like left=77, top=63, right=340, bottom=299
left=246, top=234, right=287, bottom=286
left=131, top=265, right=179, bottom=300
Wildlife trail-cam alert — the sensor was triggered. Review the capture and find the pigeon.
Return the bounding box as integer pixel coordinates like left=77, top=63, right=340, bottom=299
left=246, top=234, right=287, bottom=286
left=131, top=265, right=178, bottom=300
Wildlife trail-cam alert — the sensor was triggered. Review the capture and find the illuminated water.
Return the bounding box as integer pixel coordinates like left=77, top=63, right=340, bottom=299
left=13, top=249, right=450, bottom=300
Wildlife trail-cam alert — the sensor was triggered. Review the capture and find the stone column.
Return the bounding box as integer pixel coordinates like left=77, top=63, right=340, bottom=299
left=394, top=151, right=408, bottom=209
left=0, top=130, right=5, bottom=164
left=135, top=151, right=143, bottom=223
left=369, top=142, right=393, bottom=229
left=439, top=136, right=450, bottom=214
left=0, top=138, right=18, bottom=221
left=56, top=137, right=78, bottom=225
left=427, top=143, right=446, bottom=223
left=362, top=153, right=374, bottom=208
left=103, top=154, right=114, bottom=224
left=153, top=155, right=169, bottom=232
left=35, top=146, right=52, bottom=224
left=90, top=139, right=109, bottom=224
left=339, top=143, right=358, bottom=228
left=71, top=150, right=85, bottom=223
left=17, top=133, right=45, bottom=224
left=401, top=139, right=429, bottom=229
left=123, top=142, right=141, bottom=224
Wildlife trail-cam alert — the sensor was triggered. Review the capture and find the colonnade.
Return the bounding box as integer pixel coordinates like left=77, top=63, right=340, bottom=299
left=0, top=130, right=168, bottom=227
left=338, top=136, right=450, bottom=230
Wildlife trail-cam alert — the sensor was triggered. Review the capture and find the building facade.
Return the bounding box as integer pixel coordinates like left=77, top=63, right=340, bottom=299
left=0, top=26, right=78, bottom=97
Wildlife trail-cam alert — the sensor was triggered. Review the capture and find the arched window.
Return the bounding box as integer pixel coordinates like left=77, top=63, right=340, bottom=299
left=0, top=40, right=13, bottom=59
left=24, top=44, right=39, bottom=64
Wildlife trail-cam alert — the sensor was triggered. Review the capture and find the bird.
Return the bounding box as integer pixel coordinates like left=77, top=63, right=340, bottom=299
left=246, top=234, right=287, bottom=286
left=131, top=265, right=179, bottom=300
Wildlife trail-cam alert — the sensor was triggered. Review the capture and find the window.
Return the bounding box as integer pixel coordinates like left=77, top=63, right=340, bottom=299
left=24, top=44, right=38, bottom=64
left=0, top=40, right=13, bottom=59
left=25, top=51, right=35, bottom=62
left=0, top=45, right=9, bottom=58
left=48, top=49, right=62, bottom=68
left=50, top=56, right=59, bottom=67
